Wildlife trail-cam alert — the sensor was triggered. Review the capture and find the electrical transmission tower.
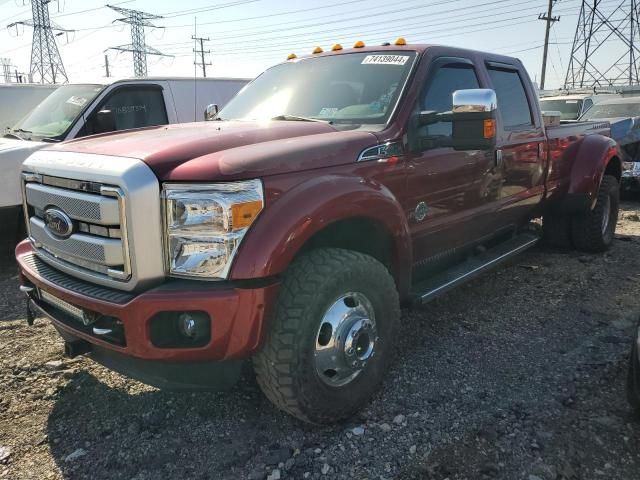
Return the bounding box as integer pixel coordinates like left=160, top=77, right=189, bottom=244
left=565, top=0, right=640, bottom=88
left=7, top=0, right=71, bottom=84
left=192, top=36, right=211, bottom=77
left=107, top=5, right=170, bottom=78
left=1, top=58, right=12, bottom=83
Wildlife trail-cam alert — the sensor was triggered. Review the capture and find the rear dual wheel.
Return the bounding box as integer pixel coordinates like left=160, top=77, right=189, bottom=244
left=253, top=248, right=399, bottom=424
left=543, top=174, right=619, bottom=252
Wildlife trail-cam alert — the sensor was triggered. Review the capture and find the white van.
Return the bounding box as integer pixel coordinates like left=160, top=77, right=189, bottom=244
left=0, top=77, right=250, bottom=253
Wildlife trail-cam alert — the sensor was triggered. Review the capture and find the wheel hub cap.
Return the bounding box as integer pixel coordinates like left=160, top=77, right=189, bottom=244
left=314, top=292, right=377, bottom=387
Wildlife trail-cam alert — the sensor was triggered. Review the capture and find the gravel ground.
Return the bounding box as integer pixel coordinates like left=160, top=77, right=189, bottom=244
left=1, top=204, right=640, bottom=480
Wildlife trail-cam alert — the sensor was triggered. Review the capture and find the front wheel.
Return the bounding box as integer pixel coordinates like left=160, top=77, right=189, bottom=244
left=253, top=248, right=400, bottom=424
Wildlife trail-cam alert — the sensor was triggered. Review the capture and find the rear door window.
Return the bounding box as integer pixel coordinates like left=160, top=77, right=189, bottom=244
left=487, top=67, right=533, bottom=129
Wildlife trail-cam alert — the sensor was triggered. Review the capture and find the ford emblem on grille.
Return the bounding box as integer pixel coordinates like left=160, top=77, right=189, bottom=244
left=43, top=208, right=74, bottom=239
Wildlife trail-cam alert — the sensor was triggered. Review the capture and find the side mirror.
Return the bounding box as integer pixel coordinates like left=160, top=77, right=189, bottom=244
left=450, top=89, right=497, bottom=150
left=204, top=104, right=219, bottom=121
left=93, top=109, right=116, bottom=134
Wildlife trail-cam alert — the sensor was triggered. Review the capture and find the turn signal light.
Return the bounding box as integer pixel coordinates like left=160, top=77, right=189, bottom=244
left=394, top=37, right=407, bottom=46
left=353, top=40, right=365, bottom=48
left=231, top=200, right=263, bottom=229
left=332, top=43, right=343, bottom=51
left=287, top=53, right=297, bottom=60
left=484, top=119, right=496, bottom=139
left=312, top=46, right=323, bottom=54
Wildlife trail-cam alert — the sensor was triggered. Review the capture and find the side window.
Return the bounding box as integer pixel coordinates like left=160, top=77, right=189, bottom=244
left=487, top=67, right=533, bottom=129
left=582, top=98, right=592, bottom=115
left=420, top=63, right=480, bottom=137
left=86, top=87, right=168, bottom=135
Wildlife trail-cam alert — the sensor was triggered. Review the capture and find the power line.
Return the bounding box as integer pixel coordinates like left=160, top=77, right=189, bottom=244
left=7, top=0, right=71, bottom=84
left=565, top=0, right=640, bottom=87
left=106, top=4, right=172, bottom=78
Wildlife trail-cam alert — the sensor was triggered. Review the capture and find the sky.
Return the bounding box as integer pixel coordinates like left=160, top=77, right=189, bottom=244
left=0, top=0, right=631, bottom=88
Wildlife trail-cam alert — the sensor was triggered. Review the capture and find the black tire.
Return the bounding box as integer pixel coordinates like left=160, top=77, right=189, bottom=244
left=542, top=211, right=572, bottom=249
left=253, top=248, right=400, bottom=424
left=627, top=335, right=640, bottom=418
left=571, top=175, right=619, bottom=252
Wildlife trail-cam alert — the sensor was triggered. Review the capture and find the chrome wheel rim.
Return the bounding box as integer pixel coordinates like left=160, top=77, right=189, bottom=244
left=314, top=292, right=377, bottom=387
left=601, top=194, right=611, bottom=234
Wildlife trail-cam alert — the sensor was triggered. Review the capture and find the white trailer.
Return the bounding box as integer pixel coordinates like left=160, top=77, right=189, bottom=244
left=0, top=83, right=59, bottom=131
left=0, top=77, right=250, bottom=253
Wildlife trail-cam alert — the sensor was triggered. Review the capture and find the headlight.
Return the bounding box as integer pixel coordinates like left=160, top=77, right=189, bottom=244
left=162, top=180, right=263, bottom=279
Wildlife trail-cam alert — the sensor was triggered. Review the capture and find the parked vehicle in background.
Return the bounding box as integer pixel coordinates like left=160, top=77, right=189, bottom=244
left=539, top=93, right=619, bottom=121
left=0, top=83, right=59, bottom=133
left=0, top=77, right=249, bottom=254
left=578, top=97, right=640, bottom=194
left=16, top=41, right=621, bottom=424
left=628, top=319, right=640, bottom=416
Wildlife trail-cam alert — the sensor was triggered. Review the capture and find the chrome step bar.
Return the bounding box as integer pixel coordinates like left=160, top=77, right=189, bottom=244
left=410, top=232, right=540, bottom=305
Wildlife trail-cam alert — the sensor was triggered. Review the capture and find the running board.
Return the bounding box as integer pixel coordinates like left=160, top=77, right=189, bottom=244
left=410, top=232, right=540, bottom=306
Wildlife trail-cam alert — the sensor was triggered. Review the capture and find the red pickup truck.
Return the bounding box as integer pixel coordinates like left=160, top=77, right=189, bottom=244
left=16, top=41, right=621, bottom=424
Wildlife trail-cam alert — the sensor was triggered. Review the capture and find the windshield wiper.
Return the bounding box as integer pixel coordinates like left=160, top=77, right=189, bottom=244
left=271, top=114, right=331, bottom=124
left=13, top=128, right=33, bottom=134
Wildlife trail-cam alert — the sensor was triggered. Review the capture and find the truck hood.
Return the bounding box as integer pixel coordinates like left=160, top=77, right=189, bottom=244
left=0, top=136, right=46, bottom=154
left=47, top=121, right=379, bottom=181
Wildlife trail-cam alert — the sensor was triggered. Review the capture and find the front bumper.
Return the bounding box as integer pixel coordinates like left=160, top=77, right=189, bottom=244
left=622, top=162, right=640, bottom=192
left=16, top=240, right=280, bottom=386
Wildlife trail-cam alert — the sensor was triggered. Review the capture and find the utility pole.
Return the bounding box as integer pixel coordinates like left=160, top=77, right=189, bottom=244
left=107, top=5, right=171, bottom=78
left=538, top=0, right=560, bottom=90
left=192, top=35, right=211, bottom=77
left=7, top=0, right=72, bottom=84
left=104, top=54, right=110, bottom=78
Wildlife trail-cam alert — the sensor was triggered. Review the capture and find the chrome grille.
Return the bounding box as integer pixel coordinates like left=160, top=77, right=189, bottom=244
left=25, top=182, right=119, bottom=224
left=23, top=174, right=131, bottom=282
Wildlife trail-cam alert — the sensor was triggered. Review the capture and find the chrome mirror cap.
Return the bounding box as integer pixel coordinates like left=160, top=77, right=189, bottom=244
left=204, top=103, right=219, bottom=121
left=452, top=89, right=497, bottom=114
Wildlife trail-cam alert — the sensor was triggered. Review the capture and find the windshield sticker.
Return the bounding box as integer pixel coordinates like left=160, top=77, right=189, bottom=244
left=116, top=105, right=147, bottom=115
left=319, top=107, right=339, bottom=116
left=566, top=100, right=578, bottom=103
left=65, top=96, right=88, bottom=107
left=362, top=55, right=409, bottom=66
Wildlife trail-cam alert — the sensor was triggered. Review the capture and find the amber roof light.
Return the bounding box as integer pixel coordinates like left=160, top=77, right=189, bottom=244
left=394, top=37, right=407, bottom=46
left=353, top=40, right=365, bottom=48
left=312, top=46, right=323, bottom=54
left=332, top=43, right=343, bottom=51
left=287, top=53, right=297, bottom=60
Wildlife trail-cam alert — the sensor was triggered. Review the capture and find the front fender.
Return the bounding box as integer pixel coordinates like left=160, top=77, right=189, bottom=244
left=230, top=174, right=412, bottom=295
left=566, top=134, right=619, bottom=211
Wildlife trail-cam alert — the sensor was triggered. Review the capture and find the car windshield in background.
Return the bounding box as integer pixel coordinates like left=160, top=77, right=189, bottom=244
left=539, top=99, right=582, bottom=121
left=10, top=84, right=104, bottom=140
left=580, top=102, right=640, bottom=120
left=217, top=51, right=417, bottom=126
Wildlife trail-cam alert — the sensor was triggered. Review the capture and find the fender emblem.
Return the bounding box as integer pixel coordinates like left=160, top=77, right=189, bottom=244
left=414, top=202, right=428, bottom=222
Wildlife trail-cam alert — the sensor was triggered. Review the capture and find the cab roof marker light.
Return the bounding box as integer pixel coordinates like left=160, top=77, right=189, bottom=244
left=394, top=37, right=407, bottom=46
left=332, top=43, right=343, bottom=51
left=353, top=40, right=365, bottom=48
left=312, top=46, right=323, bottom=54
left=287, top=53, right=297, bottom=60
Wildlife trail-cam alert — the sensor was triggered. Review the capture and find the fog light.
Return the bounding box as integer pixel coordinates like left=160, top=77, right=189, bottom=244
left=179, top=313, right=198, bottom=338
left=150, top=311, right=211, bottom=348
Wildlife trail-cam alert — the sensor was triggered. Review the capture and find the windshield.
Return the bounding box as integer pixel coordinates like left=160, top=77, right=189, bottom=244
left=10, top=84, right=104, bottom=140
left=580, top=102, right=640, bottom=120
left=539, top=99, right=582, bottom=121
left=218, top=51, right=417, bottom=126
